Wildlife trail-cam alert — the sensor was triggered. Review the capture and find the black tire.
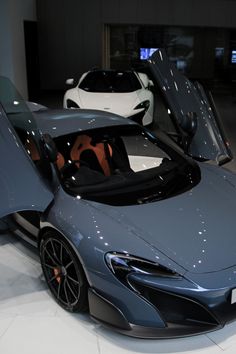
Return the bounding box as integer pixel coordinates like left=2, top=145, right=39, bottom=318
left=39, top=230, right=88, bottom=312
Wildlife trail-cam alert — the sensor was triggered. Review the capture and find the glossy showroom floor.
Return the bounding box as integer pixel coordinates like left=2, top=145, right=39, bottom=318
left=1, top=87, right=236, bottom=353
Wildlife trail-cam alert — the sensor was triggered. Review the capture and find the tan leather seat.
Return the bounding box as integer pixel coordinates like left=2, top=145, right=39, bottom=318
left=56, top=152, right=65, bottom=170
left=70, top=135, right=112, bottom=176
left=25, top=137, right=40, bottom=161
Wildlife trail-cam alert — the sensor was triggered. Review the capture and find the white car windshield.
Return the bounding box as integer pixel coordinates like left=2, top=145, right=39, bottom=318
left=79, top=70, right=142, bottom=93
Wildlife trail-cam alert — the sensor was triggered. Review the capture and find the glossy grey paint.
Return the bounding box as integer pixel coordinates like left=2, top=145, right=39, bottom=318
left=0, top=106, right=53, bottom=219
left=34, top=109, right=136, bottom=138
left=40, top=162, right=236, bottom=327
left=1, top=75, right=236, bottom=334
left=41, top=188, right=176, bottom=327
left=92, top=163, right=236, bottom=274
left=149, top=49, right=231, bottom=164
left=26, top=101, right=47, bottom=112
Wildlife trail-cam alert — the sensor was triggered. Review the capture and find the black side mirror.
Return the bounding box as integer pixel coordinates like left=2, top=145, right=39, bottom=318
left=43, top=134, right=58, bottom=163
left=180, top=112, right=198, bottom=137
left=178, top=112, right=198, bottom=152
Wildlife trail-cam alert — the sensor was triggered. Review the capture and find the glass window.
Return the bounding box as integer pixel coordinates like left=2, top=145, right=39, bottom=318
left=122, top=134, right=169, bottom=172
left=55, top=126, right=200, bottom=206
left=79, top=70, right=142, bottom=93
left=108, top=24, right=232, bottom=83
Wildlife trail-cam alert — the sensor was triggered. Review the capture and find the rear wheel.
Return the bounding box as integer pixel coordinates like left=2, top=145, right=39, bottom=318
left=40, top=231, right=88, bottom=312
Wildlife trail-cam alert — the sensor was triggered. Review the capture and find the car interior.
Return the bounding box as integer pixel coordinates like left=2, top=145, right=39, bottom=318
left=13, top=124, right=196, bottom=208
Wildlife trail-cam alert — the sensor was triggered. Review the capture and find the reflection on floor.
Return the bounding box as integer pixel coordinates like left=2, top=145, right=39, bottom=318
left=0, top=231, right=236, bottom=354
left=1, top=88, right=236, bottom=353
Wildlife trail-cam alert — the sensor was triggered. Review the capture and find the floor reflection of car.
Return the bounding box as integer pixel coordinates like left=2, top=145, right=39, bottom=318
left=1, top=49, right=236, bottom=339
left=63, top=69, right=154, bottom=126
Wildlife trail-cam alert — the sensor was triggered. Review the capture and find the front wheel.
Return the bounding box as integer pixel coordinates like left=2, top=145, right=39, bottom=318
left=40, top=231, right=88, bottom=312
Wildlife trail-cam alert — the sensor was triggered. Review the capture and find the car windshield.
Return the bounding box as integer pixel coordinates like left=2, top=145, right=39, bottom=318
left=79, top=71, right=142, bottom=93
left=54, top=126, right=200, bottom=206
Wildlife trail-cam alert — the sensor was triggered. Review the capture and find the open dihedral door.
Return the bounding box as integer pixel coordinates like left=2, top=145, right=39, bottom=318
left=0, top=77, right=53, bottom=218
left=148, top=49, right=232, bottom=165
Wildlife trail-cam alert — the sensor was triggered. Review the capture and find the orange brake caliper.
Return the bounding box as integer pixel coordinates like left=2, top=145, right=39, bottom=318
left=53, top=268, right=61, bottom=283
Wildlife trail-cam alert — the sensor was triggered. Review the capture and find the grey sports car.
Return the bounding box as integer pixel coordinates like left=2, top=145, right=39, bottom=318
left=0, top=49, right=236, bottom=338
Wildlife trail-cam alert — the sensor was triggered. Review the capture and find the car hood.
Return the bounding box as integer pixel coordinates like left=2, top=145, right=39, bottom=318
left=77, top=89, right=140, bottom=116
left=92, top=164, right=236, bottom=274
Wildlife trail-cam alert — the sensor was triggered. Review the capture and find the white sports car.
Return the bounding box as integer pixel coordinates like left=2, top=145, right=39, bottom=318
left=63, top=69, right=154, bottom=126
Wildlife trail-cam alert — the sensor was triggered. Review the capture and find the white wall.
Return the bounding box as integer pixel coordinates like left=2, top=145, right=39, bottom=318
left=0, top=0, right=36, bottom=99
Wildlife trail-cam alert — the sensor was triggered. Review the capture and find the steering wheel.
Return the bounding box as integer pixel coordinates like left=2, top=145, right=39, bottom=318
left=60, top=159, right=89, bottom=179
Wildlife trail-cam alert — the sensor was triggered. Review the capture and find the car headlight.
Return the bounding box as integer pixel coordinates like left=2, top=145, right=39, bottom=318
left=134, top=100, right=150, bottom=111
left=66, top=99, right=80, bottom=109
left=105, top=252, right=181, bottom=285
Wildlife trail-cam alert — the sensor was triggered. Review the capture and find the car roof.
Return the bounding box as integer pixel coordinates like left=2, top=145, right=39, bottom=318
left=88, top=69, right=135, bottom=73
left=34, top=108, right=137, bottom=138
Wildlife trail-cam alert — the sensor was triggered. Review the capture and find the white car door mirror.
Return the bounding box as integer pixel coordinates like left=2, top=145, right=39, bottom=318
left=148, top=80, right=154, bottom=88
left=138, top=73, right=150, bottom=89
left=66, top=78, right=74, bottom=85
